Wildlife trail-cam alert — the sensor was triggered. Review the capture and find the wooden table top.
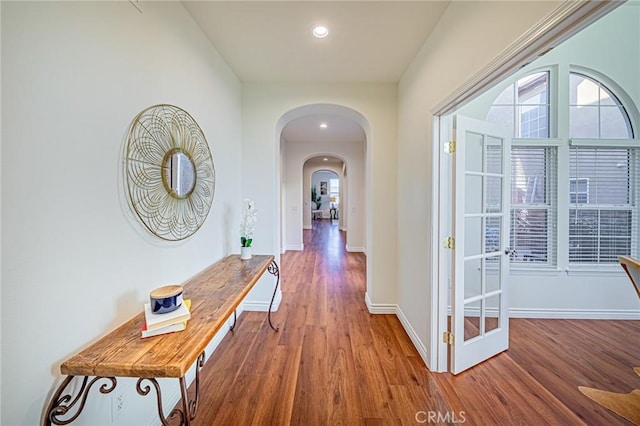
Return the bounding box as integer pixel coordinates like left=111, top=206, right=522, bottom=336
left=61, top=255, right=274, bottom=378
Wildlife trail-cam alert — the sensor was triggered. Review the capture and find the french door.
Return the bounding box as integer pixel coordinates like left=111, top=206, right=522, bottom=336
left=450, top=115, right=511, bottom=374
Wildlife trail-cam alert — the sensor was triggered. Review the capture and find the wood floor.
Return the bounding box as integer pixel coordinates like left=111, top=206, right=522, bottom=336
left=189, top=219, right=640, bottom=425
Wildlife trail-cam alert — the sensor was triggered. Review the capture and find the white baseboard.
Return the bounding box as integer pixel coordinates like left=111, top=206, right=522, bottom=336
left=364, top=292, right=396, bottom=314
left=285, top=244, right=304, bottom=251
left=364, top=293, right=431, bottom=368
left=242, top=294, right=282, bottom=312
left=346, top=245, right=365, bottom=253
left=396, top=306, right=431, bottom=369
left=509, top=308, right=640, bottom=320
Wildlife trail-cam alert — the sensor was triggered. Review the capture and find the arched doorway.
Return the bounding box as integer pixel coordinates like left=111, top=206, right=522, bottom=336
left=309, top=167, right=341, bottom=225
left=276, top=104, right=368, bottom=256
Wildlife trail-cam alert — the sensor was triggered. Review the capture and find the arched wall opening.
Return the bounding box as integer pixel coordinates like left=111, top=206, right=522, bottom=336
left=276, top=102, right=369, bottom=265
left=306, top=163, right=345, bottom=229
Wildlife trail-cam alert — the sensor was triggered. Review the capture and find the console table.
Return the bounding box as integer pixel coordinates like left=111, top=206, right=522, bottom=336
left=44, top=255, right=280, bottom=426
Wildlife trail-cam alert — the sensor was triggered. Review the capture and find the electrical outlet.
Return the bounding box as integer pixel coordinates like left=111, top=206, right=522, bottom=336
left=111, top=392, right=125, bottom=421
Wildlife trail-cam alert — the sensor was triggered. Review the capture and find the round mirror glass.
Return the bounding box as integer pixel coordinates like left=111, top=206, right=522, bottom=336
left=162, top=149, right=196, bottom=198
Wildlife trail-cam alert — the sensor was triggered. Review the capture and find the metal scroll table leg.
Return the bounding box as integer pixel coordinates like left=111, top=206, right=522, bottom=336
left=45, top=376, right=117, bottom=426
left=136, top=352, right=205, bottom=426
left=267, top=260, right=280, bottom=332
left=229, top=310, right=237, bottom=331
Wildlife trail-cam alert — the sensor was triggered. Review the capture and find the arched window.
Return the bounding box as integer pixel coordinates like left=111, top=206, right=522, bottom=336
left=568, top=72, right=636, bottom=264
left=570, top=72, right=634, bottom=139
left=487, top=68, right=638, bottom=267
left=487, top=71, right=550, bottom=138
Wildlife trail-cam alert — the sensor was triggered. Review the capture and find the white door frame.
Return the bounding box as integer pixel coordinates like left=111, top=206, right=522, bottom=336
left=429, top=1, right=623, bottom=372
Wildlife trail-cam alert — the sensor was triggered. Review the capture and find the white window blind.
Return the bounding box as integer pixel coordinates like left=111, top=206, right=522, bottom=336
left=569, top=146, right=638, bottom=263
left=510, top=146, right=557, bottom=265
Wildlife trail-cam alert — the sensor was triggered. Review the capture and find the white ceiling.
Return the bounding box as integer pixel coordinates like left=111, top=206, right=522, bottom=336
left=281, top=114, right=364, bottom=143
left=306, top=155, right=344, bottom=166
left=182, top=1, right=450, bottom=83
left=182, top=1, right=450, bottom=145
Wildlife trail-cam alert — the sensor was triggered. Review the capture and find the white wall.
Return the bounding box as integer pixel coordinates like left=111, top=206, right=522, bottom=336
left=242, top=84, right=397, bottom=306
left=397, top=1, right=563, bottom=368
left=0, top=2, right=3, bottom=422
left=455, top=3, right=640, bottom=315
left=1, top=2, right=242, bottom=425
left=280, top=138, right=287, bottom=253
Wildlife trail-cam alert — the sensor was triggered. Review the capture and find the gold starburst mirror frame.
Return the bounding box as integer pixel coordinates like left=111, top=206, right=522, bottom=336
left=124, top=104, right=215, bottom=241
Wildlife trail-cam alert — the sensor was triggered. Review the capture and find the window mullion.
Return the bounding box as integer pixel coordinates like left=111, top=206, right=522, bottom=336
left=554, top=66, right=570, bottom=269
left=556, top=63, right=570, bottom=140
left=557, top=141, right=571, bottom=269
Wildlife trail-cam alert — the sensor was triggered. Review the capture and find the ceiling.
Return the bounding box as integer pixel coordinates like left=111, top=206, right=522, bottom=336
left=306, top=155, right=343, bottom=166
left=281, top=114, right=364, bottom=144
left=182, top=1, right=450, bottom=83
left=182, top=1, right=450, bottom=146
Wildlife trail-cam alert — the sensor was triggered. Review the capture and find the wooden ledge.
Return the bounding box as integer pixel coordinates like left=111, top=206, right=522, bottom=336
left=618, top=255, right=640, bottom=299
left=60, top=255, right=274, bottom=378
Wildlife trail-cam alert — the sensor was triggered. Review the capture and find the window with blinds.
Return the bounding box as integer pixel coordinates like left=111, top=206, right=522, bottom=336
left=568, top=71, right=636, bottom=265
left=568, top=146, right=638, bottom=263
left=486, top=68, right=638, bottom=268
left=510, top=146, right=557, bottom=265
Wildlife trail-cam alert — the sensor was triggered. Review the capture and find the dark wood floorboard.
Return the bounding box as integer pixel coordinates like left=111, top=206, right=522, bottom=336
left=186, top=219, right=639, bottom=425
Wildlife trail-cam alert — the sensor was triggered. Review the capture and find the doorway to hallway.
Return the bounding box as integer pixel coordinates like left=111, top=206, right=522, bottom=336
left=311, top=169, right=341, bottom=225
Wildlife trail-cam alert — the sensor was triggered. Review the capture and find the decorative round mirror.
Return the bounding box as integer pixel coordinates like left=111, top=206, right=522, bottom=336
left=162, top=148, right=196, bottom=199
left=124, top=104, right=215, bottom=241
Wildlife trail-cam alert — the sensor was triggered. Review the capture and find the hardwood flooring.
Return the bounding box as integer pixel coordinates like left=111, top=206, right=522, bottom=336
left=188, top=219, right=640, bottom=425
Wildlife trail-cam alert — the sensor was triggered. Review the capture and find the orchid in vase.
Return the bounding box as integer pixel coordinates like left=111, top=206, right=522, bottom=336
left=240, top=199, right=257, bottom=257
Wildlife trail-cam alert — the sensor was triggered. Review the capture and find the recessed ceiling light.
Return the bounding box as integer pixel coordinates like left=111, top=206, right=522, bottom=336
left=323, top=158, right=328, bottom=161
left=320, top=122, right=328, bottom=129
left=313, top=25, right=329, bottom=39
